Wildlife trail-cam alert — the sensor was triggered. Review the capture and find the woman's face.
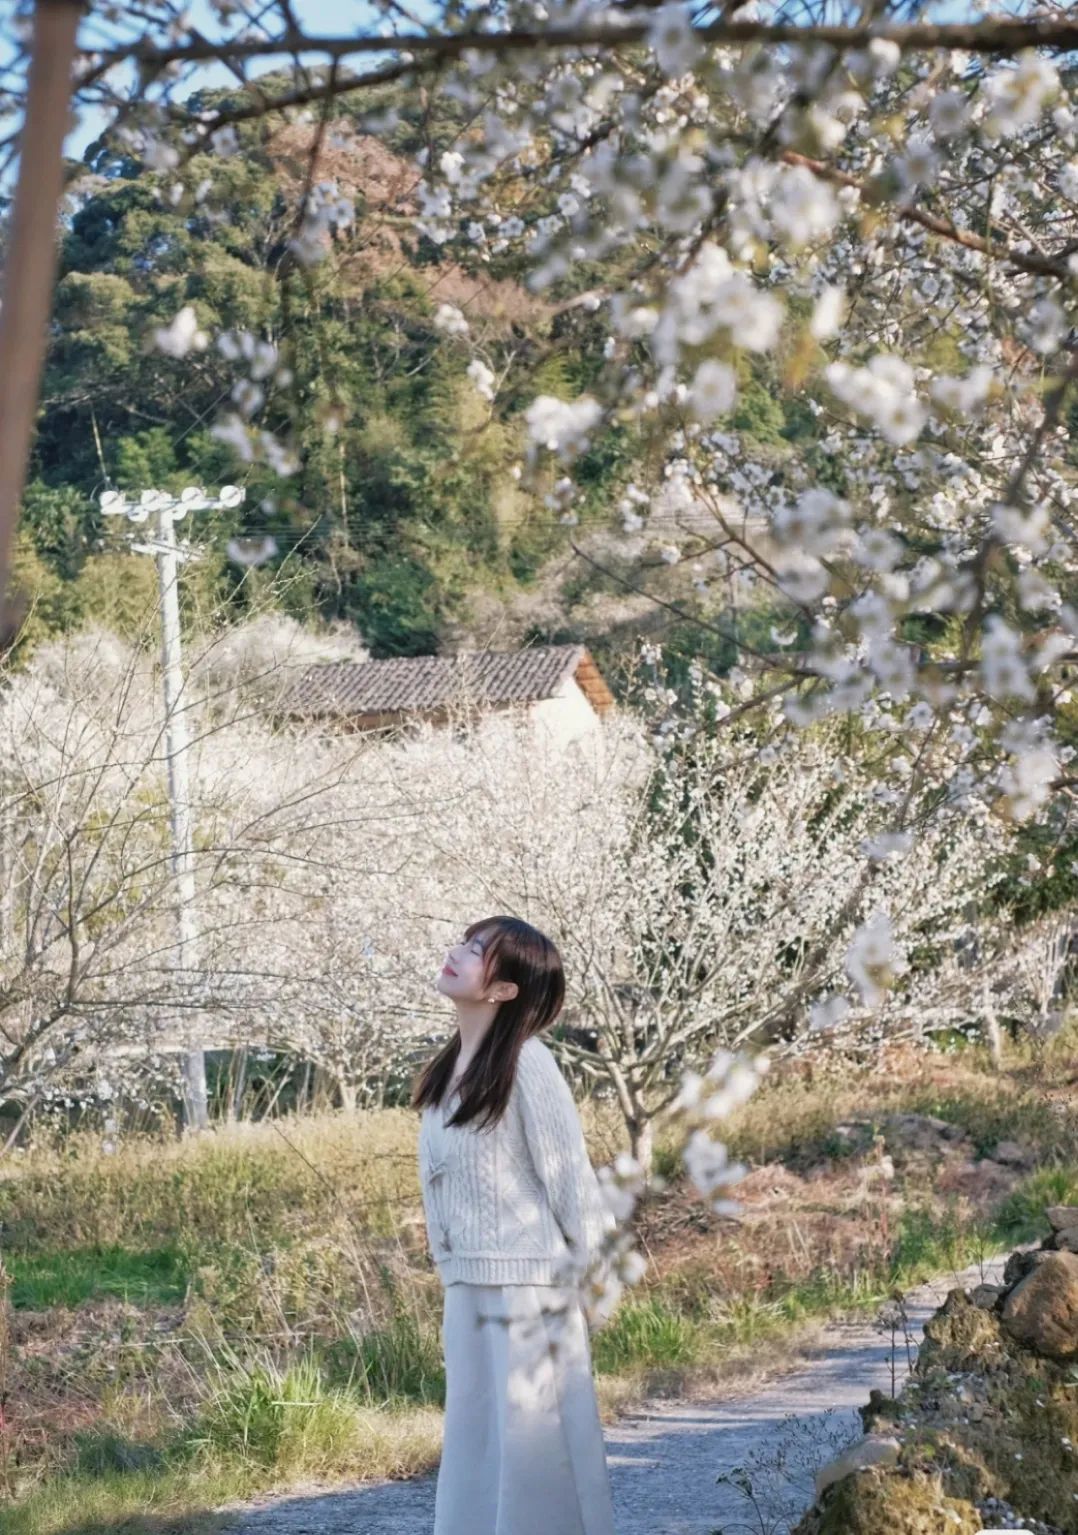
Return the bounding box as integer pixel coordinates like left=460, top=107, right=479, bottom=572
left=435, top=930, right=492, bottom=1002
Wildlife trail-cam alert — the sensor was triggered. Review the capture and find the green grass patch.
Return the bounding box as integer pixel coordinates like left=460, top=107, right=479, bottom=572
left=989, top=1163, right=1078, bottom=1245
left=887, top=1200, right=971, bottom=1282
left=322, top=1309, right=445, bottom=1407
left=0, top=1455, right=258, bottom=1535
left=6, top=1244, right=189, bottom=1309
left=591, top=1294, right=703, bottom=1373
left=185, top=1355, right=361, bottom=1470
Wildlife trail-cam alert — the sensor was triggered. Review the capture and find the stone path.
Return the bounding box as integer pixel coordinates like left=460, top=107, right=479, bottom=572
left=216, top=1250, right=1016, bottom=1535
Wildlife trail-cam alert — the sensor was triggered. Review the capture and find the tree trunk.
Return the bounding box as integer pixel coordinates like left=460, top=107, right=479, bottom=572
left=983, top=979, right=1003, bottom=1070
left=629, top=1113, right=654, bottom=1185
left=228, top=1047, right=248, bottom=1120
left=0, top=0, right=82, bottom=640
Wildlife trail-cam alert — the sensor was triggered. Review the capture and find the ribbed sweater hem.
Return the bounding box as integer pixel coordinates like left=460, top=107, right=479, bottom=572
left=435, top=1252, right=585, bottom=1286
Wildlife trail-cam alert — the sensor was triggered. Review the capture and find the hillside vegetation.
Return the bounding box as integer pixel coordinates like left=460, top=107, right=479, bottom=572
left=15, top=75, right=825, bottom=674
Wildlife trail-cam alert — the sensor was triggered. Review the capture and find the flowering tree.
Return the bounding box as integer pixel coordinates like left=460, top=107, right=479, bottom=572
left=375, top=695, right=1013, bottom=1174
left=0, top=4, right=1075, bottom=810
left=0, top=616, right=381, bottom=1128
left=0, top=617, right=1011, bottom=1160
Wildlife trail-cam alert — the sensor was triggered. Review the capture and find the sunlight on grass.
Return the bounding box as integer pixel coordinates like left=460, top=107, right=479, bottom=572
left=7, top=1245, right=189, bottom=1310
left=591, top=1294, right=702, bottom=1372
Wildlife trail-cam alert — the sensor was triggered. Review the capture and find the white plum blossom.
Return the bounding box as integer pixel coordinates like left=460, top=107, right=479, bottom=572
left=810, top=285, right=846, bottom=340
left=1023, top=296, right=1066, bottom=355
left=824, top=355, right=927, bottom=445
left=768, top=164, right=841, bottom=245
left=862, top=831, right=914, bottom=862
left=417, top=182, right=453, bottom=243
left=772, top=487, right=852, bottom=556
left=930, top=364, right=995, bottom=414
left=929, top=89, right=971, bottom=139
left=648, top=2, right=700, bottom=78
left=467, top=358, right=496, bottom=401
left=210, top=124, right=239, bottom=156
left=845, top=909, right=904, bottom=1008
left=980, top=615, right=1035, bottom=703
left=652, top=242, right=784, bottom=367
left=434, top=303, right=469, bottom=336
left=688, top=359, right=737, bottom=420
left=775, top=547, right=830, bottom=603
left=682, top=1129, right=749, bottom=1216
left=809, top=993, right=851, bottom=1032
left=991, top=500, right=1051, bottom=555
left=439, top=148, right=464, bottom=183
left=210, top=411, right=254, bottom=461
left=142, top=134, right=179, bottom=171
left=152, top=306, right=209, bottom=358
left=226, top=534, right=278, bottom=567
left=1000, top=744, right=1059, bottom=822
left=893, top=135, right=940, bottom=189
left=524, top=393, right=602, bottom=456
left=981, top=52, right=1060, bottom=139
left=701, top=1052, right=768, bottom=1120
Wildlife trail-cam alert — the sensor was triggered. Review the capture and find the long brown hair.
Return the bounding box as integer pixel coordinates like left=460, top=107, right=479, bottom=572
left=411, top=915, right=566, bottom=1132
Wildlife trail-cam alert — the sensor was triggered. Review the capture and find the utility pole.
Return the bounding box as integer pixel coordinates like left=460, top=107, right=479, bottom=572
left=99, top=484, right=246, bottom=1132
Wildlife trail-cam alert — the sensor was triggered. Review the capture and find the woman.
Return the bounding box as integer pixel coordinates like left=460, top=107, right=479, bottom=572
left=413, top=914, right=618, bottom=1535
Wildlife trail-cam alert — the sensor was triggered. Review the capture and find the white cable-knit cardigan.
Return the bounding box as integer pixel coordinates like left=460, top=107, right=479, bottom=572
left=418, top=1033, right=613, bottom=1287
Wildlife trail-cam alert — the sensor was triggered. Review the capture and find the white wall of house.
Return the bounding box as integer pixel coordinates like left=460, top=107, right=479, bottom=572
left=527, top=677, right=605, bottom=753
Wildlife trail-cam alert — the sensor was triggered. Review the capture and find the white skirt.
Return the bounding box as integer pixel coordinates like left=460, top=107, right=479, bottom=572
left=434, top=1281, right=617, bottom=1535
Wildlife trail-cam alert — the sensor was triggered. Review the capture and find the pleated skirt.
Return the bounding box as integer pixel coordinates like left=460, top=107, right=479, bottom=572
left=434, top=1281, right=617, bottom=1535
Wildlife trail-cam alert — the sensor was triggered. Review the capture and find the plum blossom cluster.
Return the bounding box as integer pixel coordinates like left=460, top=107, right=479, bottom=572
left=387, top=19, right=1078, bottom=838
left=79, top=8, right=1078, bottom=864
left=823, top=354, right=928, bottom=447
left=288, top=178, right=356, bottom=266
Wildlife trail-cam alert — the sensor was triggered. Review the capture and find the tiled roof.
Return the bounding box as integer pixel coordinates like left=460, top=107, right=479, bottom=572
left=279, top=643, right=613, bottom=720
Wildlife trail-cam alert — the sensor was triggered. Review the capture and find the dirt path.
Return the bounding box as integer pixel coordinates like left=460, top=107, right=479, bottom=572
left=216, top=1251, right=1014, bottom=1535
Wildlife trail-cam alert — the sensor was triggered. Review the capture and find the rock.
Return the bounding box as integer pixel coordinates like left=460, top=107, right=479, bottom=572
left=936, top=1158, right=1026, bottom=1214
left=880, top=1113, right=969, bottom=1152
left=969, top=1283, right=1004, bottom=1310
left=1045, top=1203, right=1078, bottom=1234
left=992, top=1139, right=1033, bottom=1167
left=1003, top=1246, right=1053, bottom=1288
left=918, top=1288, right=1007, bottom=1374
left=794, top=1466, right=983, bottom=1535
left=999, top=1250, right=1078, bottom=1362
left=1053, top=1226, right=1078, bottom=1254
left=814, top=1434, right=901, bottom=1497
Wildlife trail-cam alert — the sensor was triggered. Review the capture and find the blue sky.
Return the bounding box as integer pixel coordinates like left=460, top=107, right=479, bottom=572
left=55, top=0, right=987, bottom=165
left=64, top=0, right=385, bottom=161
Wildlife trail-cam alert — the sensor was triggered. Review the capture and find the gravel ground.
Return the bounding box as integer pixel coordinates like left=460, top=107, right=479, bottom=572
left=216, top=1251, right=1015, bottom=1535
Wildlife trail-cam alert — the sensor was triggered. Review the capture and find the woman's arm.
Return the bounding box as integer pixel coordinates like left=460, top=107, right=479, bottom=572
left=516, top=1038, right=614, bottom=1284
